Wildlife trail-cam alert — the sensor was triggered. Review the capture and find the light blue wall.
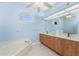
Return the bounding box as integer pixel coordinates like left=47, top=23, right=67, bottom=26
left=45, top=3, right=79, bottom=36
left=0, top=3, right=46, bottom=42
left=45, top=12, right=79, bottom=37
left=45, top=12, right=79, bottom=36
left=43, top=2, right=78, bottom=35
left=45, top=18, right=63, bottom=34
left=63, top=12, right=79, bottom=34
left=0, top=2, right=79, bottom=43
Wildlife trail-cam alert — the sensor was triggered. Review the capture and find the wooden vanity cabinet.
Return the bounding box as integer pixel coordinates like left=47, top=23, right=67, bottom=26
left=40, top=33, right=79, bottom=56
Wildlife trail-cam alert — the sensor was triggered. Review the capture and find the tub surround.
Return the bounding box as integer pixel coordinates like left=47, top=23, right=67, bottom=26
left=40, top=32, right=79, bottom=56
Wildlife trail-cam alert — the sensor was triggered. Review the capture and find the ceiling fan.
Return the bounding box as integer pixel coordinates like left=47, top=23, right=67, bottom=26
left=26, top=2, right=54, bottom=12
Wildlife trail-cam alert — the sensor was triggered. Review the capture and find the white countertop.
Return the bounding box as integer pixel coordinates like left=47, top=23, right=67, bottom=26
left=40, top=32, right=79, bottom=42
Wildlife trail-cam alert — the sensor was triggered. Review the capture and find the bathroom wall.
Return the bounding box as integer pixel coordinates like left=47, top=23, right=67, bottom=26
left=45, top=12, right=79, bottom=37
left=45, top=10, right=79, bottom=37
left=43, top=2, right=77, bottom=35
left=45, top=18, right=63, bottom=34
left=0, top=2, right=78, bottom=43
left=0, top=3, right=46, bottom=42
left=44, top=3, right=79, bottom=36
left=63, top=12, right=79, bottom=36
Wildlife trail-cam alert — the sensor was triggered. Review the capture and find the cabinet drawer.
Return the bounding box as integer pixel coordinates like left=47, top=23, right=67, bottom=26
left=62, top=40, right=76, bottom=56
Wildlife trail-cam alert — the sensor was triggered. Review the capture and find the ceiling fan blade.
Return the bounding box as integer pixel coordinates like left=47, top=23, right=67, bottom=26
left=44, top=2, right=53, bottom=8
left=37, top=7, right=40, bottom=12
left=26, top=3, right=35, bottom=8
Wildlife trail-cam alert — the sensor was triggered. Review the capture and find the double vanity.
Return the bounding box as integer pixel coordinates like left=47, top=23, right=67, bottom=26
left=40, top=32, right=79, bottom=56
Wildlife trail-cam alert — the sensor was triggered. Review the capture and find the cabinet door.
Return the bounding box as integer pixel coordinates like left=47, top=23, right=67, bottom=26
left=62, top=39, right=75, bottom=56
left=40, top=34, right=51, bottom=46
left=44, top=35, right=51, bottom=47
left=49, top=36, right=56, bottom=50
left=55, top=38, right=63, bottom=54
left=40, top=34, right=47, bottom=45
left=75, top=41, right=79, bottom=56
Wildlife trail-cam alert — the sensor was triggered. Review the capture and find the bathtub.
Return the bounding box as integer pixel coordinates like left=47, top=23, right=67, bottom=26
left=0, top=39, right=32, bottom=56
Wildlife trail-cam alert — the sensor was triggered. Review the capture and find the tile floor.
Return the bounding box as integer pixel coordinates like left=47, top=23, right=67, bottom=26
left=26, top=43, right=59, bottom=56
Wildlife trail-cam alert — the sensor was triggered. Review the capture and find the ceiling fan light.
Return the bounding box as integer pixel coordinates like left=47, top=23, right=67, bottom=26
left=34, top=2, right=45, bottom=8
